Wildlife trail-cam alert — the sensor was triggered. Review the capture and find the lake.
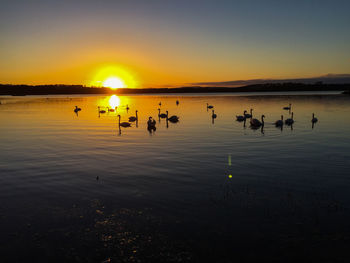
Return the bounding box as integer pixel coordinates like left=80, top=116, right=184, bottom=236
left=1, top=93, right=350, bottom=262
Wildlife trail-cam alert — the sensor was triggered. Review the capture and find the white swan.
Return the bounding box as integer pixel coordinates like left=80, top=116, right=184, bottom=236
left=285, top=112, right=294, bottom=125
left=129, top=110, right=138, bottom=122
left=275, top=115, right=283, bottom=127
left=118, top=115, right=131, bottom=127
left=236, top=110, right=246, bottom=121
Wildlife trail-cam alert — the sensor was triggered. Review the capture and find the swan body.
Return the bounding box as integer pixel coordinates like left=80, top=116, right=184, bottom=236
left=250, top=115, right=265, bottom=127
left=207, top=103, right=214, bottom=109
left=176, top=100, right=179, bottom=105
left=236, top=110, right=246, bottom=121
left=212, top=110, right=217, bottom=119
left=107, top=107, right=115, bottom=112
left=166, top=111, right=179, bottom=123
left=74, top=106, right=81, bottom=112
left=147, top=117, right=156, bottom=128
left=244, top=109, right=253, bottom=118
left=98, top=106, right=106, bottom=114
left=275, top=115, right=283, bottom=127
left=283, top=103, right=292, bottom=110
left=285, top=112, right=294, bottom=125
left=312, top=113, right=318, bottom=123
left=118, top=115, right=131, bottom=127
left=158, top=108, right=167, bottom=118
left=129, top=110, right=138, bottom=122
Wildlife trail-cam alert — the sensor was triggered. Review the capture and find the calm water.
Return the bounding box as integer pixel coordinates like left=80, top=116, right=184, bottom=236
left=1, top=93, right=350, bottom=262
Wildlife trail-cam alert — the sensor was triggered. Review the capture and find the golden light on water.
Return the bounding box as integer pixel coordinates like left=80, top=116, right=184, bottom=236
left=90, top=65, right=138, bottom=89
left=109, top=95, right=120, bottom=108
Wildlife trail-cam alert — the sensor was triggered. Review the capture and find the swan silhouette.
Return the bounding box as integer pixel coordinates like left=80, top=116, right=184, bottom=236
left=98, top=106, right=106, bottom=114
left=118, top=115, right=131, bottom=127
left=236, top=110, right=247, bottom=121
left=250, top=115, right=265, bottom=128
left=129, top=110, right=138, bottom=122
left=207, top=103, right=214, bottom=109
left=107, top=107, right=115, bottom=112
left=147, top=116, right=156, bottom=128
left=285, top=112, right=294, bottom=125
left=212, top=110, right=217, bottom=119
left=74, top=106, right=81, bottom=113
left=166, top=111, right=179, bottom=123
left=283, top=103, right=292, bottom=110
left=176, top=100, right=179, bottom=106
left=158, top=108, right=167, bottom=118
left=244, top=109, right=253, bottom=118
left=275, top=115, right=283, bottom=127
left=312, top=113, right=318, bottom=123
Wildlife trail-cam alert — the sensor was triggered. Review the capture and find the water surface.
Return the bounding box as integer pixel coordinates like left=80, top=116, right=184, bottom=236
left=1, top=94, right=350, bottom=262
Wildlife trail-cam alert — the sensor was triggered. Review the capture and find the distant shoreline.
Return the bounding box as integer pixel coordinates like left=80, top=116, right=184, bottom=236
left=0, top=83, right=349, bottom=96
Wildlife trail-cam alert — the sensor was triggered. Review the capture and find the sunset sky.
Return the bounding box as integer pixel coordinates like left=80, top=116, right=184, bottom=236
left=1, top=0, right=349, bottom=88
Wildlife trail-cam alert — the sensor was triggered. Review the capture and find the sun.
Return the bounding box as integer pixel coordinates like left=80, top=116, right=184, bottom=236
left=103, top=77, right=125, bottom=90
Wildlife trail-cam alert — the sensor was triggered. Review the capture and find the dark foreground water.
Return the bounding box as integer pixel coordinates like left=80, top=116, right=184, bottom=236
left=1, top=93, right=350, bottom=262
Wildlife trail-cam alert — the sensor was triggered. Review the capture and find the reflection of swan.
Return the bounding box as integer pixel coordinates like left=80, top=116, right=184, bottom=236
left=275, top=115, right=283, bottom=127
left=158, top=108, right=167, bottom=118
left=118, top=115, right=131, bottom=127
left=129, top=110, right=138, bottom=122
left=236, top=110, right=246, bottom=121
left=285, top=112, right=294, bottom=125
left=283, top=103, right=291, bottom=110
left=212, top=110, right=217, bottom=119
left=74, top=106, right=81, bottom=112
left=250, top=115, right=265, bottom=128
left=244, top=109, right=252, bottom=118
left=207, top=103, right=214, bottom=109
left=98, top=106, right=106, bottom=113
left=312, top=113, right=318, bottom=123
left=166, top=111, right=179, bottom=123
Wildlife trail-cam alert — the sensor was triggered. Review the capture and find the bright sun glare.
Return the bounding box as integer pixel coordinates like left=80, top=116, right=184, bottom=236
left=103, top=77, right=125, bottom=90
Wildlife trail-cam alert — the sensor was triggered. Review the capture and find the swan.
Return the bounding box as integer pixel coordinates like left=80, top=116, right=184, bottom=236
left=74, top=106, right=81, bottom=112
left=244, top=109, right=253, bottom=118
left=118, top=115, right=131, bottom=127
left=212, top=110, right=217, bottom=119
left=176, top=100, right=179, bottom=106
left=147, top=116, right=156, bottom=128
left=98, top=106, right=106, bottom=114
left=166, top=110, right=179, bottom=123
left=283, top=103, right=292, bottom=110
left=126, top=105, right=130, bottom=111
left=236, top=110, right=246, bottom=121
left=159, top=102, right=162, bottom=107
left=129, top=110, right=138, bottom=122
left=312, top=113, right=318, bottom=123
left=275, top=115, right=283, bottom=127
left=107, top=107, right=115, bottom=112
left=285, top=112, right=294, bottom=125
left=207, top=103, right=214, bottom=109
left=158, top=108, right=167, bottom=118
left=250, top=115, right=265, bottom=127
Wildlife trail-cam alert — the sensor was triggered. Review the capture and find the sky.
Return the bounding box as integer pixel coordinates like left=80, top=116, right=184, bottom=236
left=0, top=0, right=349, bottom=88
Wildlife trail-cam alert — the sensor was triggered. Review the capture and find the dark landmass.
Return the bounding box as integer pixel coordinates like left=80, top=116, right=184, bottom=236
left=0, top=83, right=349, bottom=95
